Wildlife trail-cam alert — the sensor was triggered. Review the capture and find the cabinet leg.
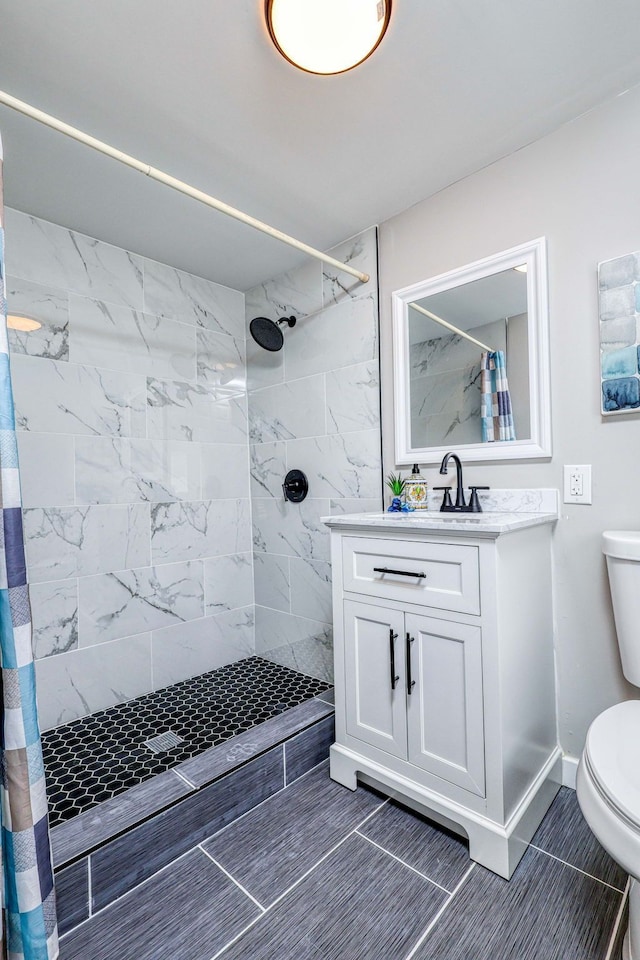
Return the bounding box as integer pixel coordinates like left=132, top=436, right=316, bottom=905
left=330, top=745, right=359, bottom=791
left=467, top=826, right=527, bottom=880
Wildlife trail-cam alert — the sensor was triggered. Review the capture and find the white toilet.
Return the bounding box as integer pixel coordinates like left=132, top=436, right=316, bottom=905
left=577, top=531, right=640, bottom=960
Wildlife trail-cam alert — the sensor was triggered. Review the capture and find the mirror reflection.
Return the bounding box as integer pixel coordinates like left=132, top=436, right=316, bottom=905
left=408, top=266, right=530, bottom=448
left=391, top=237, right=551, bottom=464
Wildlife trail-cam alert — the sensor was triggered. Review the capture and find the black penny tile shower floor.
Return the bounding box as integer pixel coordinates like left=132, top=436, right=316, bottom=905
left=42, top=656, right=331, bottom=826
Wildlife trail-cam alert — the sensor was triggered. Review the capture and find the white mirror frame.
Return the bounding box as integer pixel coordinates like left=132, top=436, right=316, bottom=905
left=391, top=237, right=552, bottom=465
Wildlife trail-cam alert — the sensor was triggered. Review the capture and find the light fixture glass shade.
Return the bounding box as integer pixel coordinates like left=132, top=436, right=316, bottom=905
left=7, top=314, right=42, bottom=332
left=266, top=0, right=392, bottom=75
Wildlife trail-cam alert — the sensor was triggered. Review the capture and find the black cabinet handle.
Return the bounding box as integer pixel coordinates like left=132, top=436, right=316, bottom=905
left=406, top=633, right=416, bottom=695
left=373, top=567, right=426, bottom=580
left=389, top=629, right=399, bottom=690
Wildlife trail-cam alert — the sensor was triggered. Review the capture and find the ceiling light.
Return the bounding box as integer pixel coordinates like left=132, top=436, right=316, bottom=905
left=7, top=314, right=42, bottom=332
left=265, top=0, right=392, bottom=75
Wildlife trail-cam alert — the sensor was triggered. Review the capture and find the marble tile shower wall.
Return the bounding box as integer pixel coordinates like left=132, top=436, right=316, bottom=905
left=409, top=318, right=507, bottom=448
left=246, top=227, right=382, bottom=683
left=4, top=209, right=253, bottom=730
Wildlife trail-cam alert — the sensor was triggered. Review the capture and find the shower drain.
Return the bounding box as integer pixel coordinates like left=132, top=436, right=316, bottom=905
left=143, top=731, right=184, bottom=754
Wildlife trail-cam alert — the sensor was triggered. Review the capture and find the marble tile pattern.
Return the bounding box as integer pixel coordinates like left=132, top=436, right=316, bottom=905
left=9, top=214, right=383, bottom=726
left=409, top=318, right=508, bottom=447
left=246, top=228, right=382, bottom=683
left=426, top=487, right=559, bottom=514
left=324, top=507, right=557, bottom=537
left=322, top=227, right=378, bottom=307
left=599, top=249, right=640, bottom=413
left=30, top=579, right=79, bottom=659
left=5, top=275, right=69, bottom=361
left=5, top=208, right=254, bottom=727
left=12, top=355, right=147, bottom=438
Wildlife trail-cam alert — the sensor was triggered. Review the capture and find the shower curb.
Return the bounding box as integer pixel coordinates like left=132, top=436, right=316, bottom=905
left=53, top=695, right=335, bottom=937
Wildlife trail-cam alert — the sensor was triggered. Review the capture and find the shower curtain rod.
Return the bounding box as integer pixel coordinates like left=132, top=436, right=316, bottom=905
left=0, top=90, right=370, bottom=284
left=409, top=301, right=494, bottom=352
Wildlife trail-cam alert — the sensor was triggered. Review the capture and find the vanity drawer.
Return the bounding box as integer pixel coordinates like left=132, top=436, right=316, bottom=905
left=341, top=536, right=480, bottom=614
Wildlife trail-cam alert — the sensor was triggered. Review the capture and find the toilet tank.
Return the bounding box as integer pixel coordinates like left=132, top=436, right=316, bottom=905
left=603, top=531, right=640, bottom=686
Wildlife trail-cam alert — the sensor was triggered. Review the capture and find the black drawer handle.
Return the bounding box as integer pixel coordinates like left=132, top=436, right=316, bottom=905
left=373, top=567, right=426, bottom=580
left=406, top=633, right=416, bottom=695
left=389, top=629, right=399, bottom=690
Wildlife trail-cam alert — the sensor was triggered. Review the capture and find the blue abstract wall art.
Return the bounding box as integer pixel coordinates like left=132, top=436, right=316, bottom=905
left=599, top=251, right=640, bottom=415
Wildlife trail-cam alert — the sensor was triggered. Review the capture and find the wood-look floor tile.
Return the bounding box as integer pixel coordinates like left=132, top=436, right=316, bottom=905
left=284, top=715, right=335, bottom=784
left=220, top=833, right=446, bottom=960
left=412, top=846, right=622, bottom=960
left=531, top=786, right=627, bottom=890
left=203, top=762, right=382, bottom=905
left=51, top=769, right=192, bottom=868
left=91, top=747, right=283, bottom=910
left=358, top=798, right=470, bottom=891
left=60, top=849, right=259, bottom=960
left=176, top=696, right=334, bottom=789
left=55, top=859, right=89, bottom=936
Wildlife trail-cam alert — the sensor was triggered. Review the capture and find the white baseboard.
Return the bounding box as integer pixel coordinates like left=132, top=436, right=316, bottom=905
left=562, top=755, right=579, bottom=790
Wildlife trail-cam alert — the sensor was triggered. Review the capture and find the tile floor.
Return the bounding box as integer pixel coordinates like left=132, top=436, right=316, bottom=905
left=59, top=762, right=628, bottom=960
left=42, top=657, right=331, bottom=825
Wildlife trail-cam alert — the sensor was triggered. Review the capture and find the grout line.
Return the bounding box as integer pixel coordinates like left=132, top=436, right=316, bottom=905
left=209, top=796, right=390, bottom=960
left=529, top=844, right=627, bottom=893
left=87, top=855, right=93, bottom=918
left=247, top=352, right=375, bottom=397
left=198, top=755, right=329, bottom=848
left=172, top=768, right=197, bottom=790
left=59, top=844, right=198, bottom=940
left=315, top=693, right=334, bottom=706
left=198, top=845, right=266, bottom=913
left=354, top=831, right=450, bottom=894
left=253, top=603, right=332, bottom=629
left=59, top=753, right=330, bottom=941
left=402, top=863, right=476, bottom=960
left=604, top=876, right=630, bottom=960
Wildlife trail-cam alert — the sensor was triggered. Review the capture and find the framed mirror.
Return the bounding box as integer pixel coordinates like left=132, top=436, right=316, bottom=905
left=391, top=237, right=551, bottom=464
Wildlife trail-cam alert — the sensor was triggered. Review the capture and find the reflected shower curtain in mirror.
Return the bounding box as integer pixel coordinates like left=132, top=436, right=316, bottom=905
left=0, top=142, right=59, bottom=958
left=480, top=350, right=516, bottom=442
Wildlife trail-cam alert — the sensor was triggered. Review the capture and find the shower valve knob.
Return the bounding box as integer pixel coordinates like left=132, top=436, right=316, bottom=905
left=282, top=469, right=309, bottom=503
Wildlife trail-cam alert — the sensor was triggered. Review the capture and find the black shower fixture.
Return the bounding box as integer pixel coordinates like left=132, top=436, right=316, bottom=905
left=250, top=315, right=297, bottom=352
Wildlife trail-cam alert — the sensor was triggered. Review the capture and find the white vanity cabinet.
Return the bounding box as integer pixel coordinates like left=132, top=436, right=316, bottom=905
left=326, top=513, right=560, bottom=879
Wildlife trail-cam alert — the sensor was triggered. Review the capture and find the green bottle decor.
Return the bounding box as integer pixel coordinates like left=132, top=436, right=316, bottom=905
left=404, top=464, right=428, bottom=510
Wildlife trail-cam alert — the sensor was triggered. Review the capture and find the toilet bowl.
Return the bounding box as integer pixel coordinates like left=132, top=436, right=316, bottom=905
left=577, top=531, right=640, bottom=960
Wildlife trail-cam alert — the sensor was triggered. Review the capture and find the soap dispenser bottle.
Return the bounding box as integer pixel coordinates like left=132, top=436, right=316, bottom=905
left=404, top=464, right=428, bottom=511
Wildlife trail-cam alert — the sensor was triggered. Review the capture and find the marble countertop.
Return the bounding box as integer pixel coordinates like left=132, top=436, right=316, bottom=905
left=323, top=510, right=558, bottom=537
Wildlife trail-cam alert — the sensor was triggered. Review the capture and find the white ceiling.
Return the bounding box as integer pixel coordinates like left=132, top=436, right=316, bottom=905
left=1, top=0, right=640, bottom=292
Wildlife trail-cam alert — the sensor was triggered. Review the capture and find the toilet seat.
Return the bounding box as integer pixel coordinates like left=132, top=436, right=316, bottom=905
left=584, top=700, right=640, bottom=832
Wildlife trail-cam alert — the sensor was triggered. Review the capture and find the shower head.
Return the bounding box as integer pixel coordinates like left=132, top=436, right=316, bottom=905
left=250, top=315, right=296, bottom=352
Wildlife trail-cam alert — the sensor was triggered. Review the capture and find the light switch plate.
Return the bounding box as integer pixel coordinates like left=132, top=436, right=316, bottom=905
left=563, top=464, right=592, bottom=504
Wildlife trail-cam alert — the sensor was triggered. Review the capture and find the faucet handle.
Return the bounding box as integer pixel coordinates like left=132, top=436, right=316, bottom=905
left=468, top=486, right=490, bottom=513
left=433, top=485, right=453, bottom=511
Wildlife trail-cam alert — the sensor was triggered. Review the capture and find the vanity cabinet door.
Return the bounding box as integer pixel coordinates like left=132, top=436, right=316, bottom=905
left=405, top=613, right=485, bottom=796
left=344, top=600, right=407, bottom=759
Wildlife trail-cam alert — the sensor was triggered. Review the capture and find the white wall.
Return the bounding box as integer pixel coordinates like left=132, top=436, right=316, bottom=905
left=379, top=84, right=640, bottom=760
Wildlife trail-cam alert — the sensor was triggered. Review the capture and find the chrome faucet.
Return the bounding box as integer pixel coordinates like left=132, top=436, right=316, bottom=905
left=435, top=451, right=490, bottom=513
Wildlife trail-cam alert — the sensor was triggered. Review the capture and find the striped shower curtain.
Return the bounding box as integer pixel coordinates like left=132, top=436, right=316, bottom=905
left=480, top=350, right=516, bottom=443
left=0, top=141, right=58, bottom=958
